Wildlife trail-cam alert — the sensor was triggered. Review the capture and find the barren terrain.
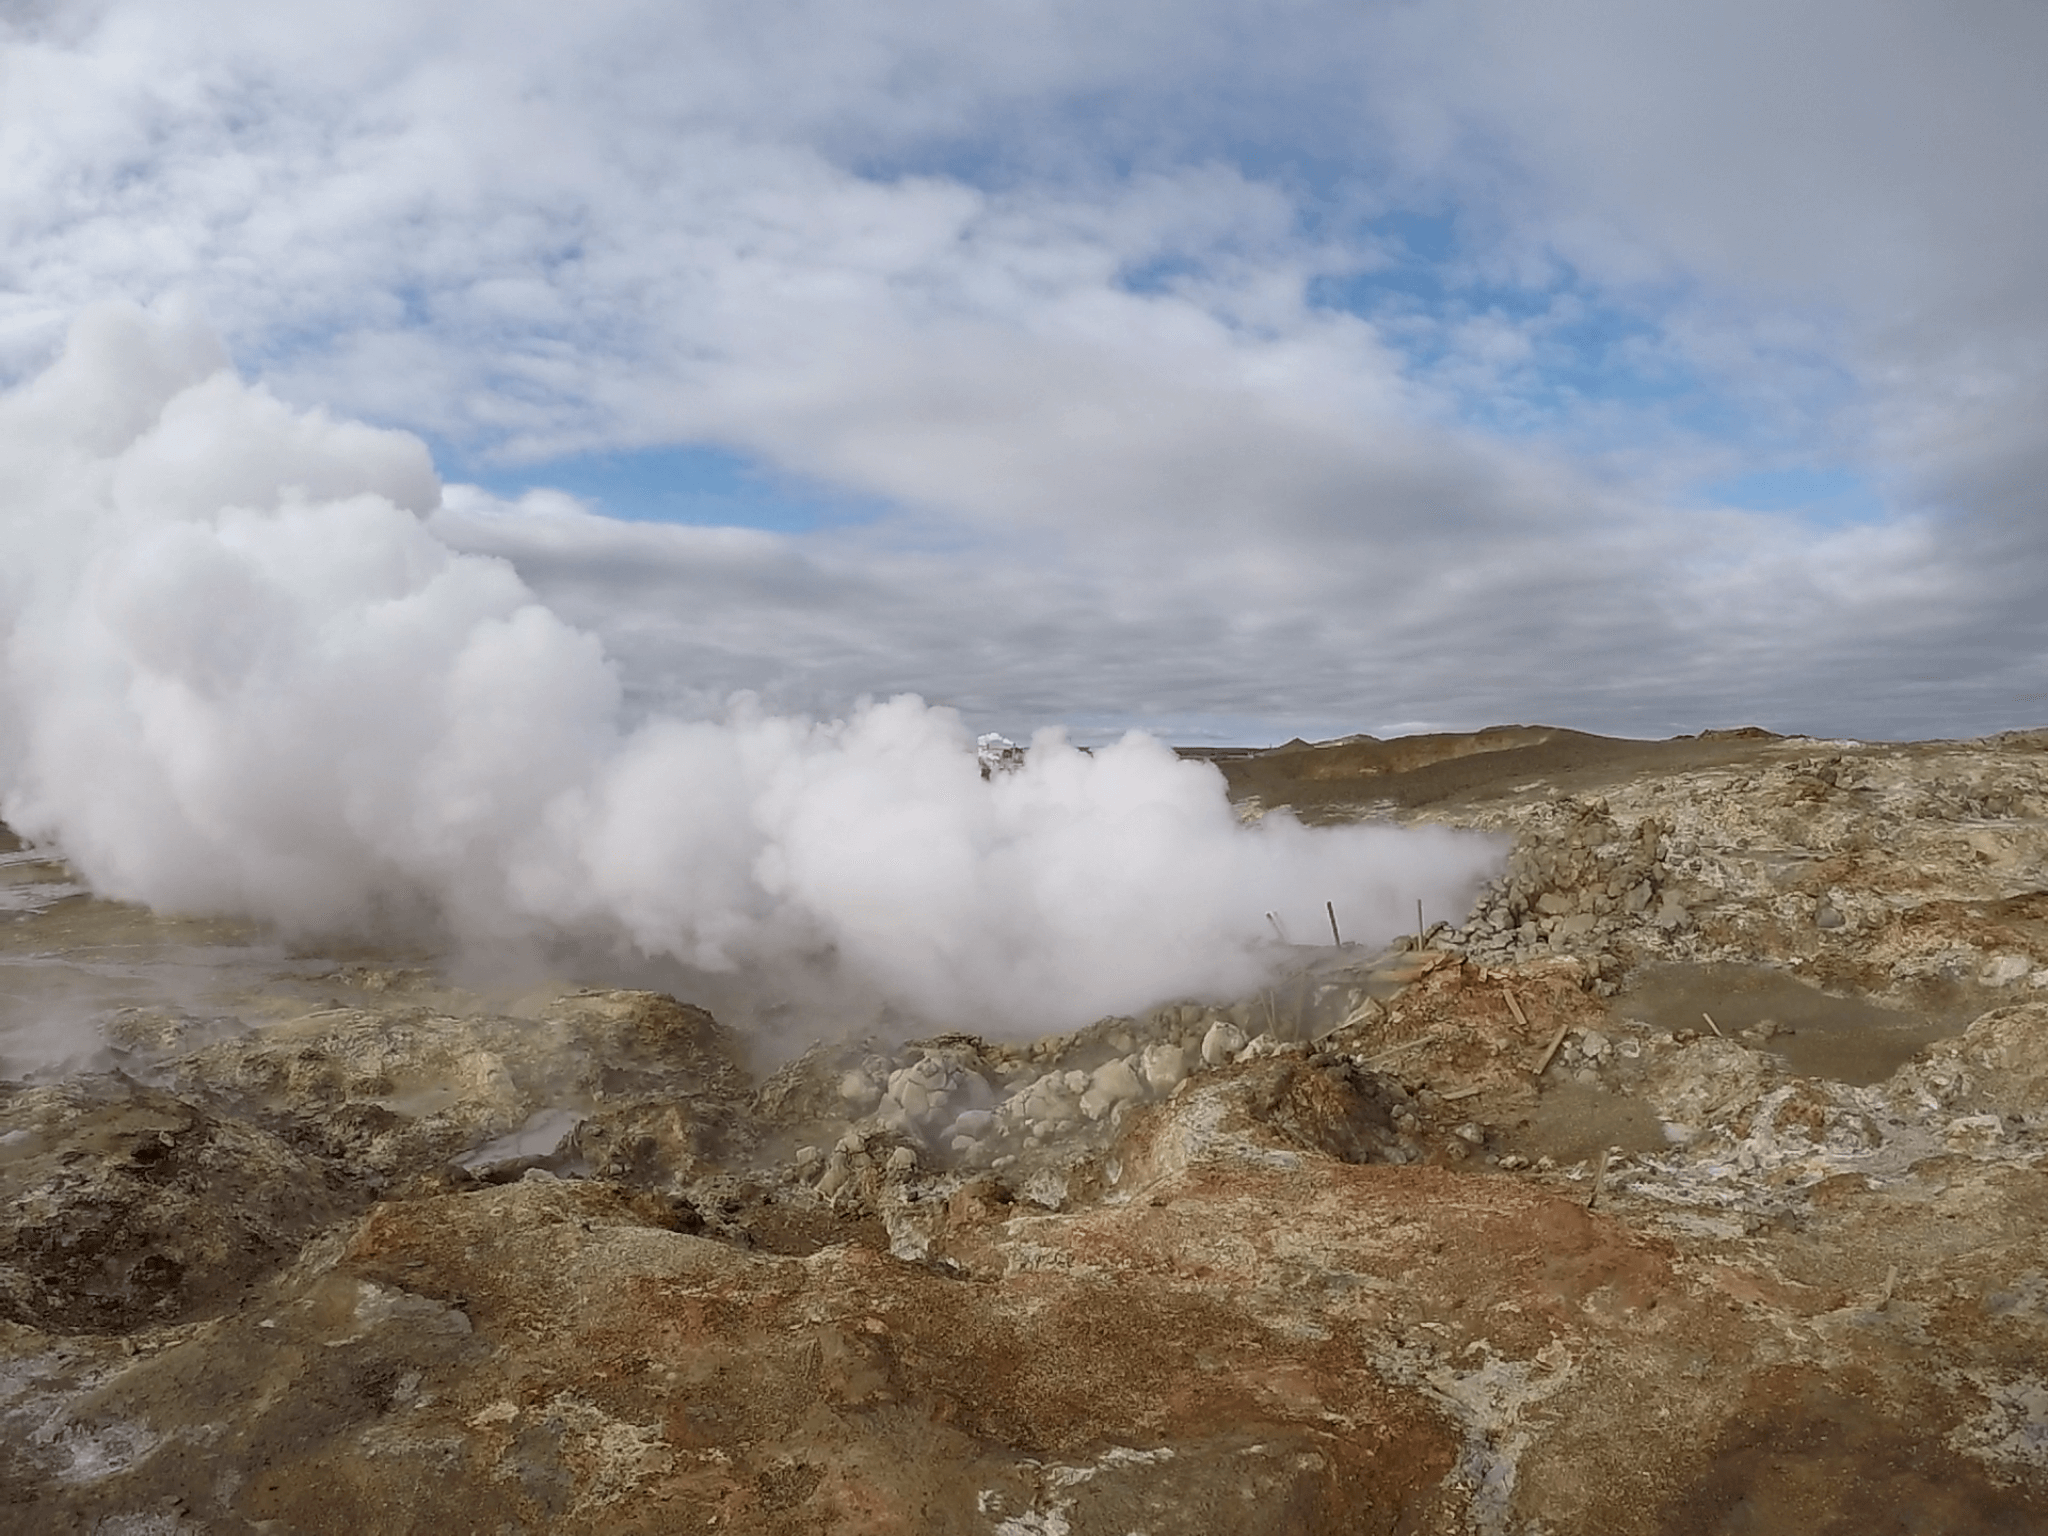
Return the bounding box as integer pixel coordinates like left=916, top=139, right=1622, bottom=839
left=5, top=724, right=2048, bottom=1533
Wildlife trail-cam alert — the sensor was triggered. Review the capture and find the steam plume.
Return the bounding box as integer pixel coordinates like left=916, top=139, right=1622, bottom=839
left=0, top=302, right=1501, bottom=1035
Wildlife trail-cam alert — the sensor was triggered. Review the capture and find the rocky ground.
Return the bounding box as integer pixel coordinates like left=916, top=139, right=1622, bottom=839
left=4, top=724, right=2048, bottom=1533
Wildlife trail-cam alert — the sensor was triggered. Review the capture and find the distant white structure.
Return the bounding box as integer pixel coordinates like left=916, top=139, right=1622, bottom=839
left=976, top=733, right=1027, bottom=778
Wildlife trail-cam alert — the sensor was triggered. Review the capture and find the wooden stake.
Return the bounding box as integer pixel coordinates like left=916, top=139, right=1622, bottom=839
left=1587, top=1147, right=1614, bottom=1210
left=1362, top=1033, right=1438, bottom=1067
left=1319, top=995, right=1384, bottom=1042
left=1503, top=988, right=1529, bottom=1030
left=1533, top=1018, right=1572, bottom=1077
left=1702, top=1011, right=1724, bottom=1038
left=1416, top=899, right=1426, bottom=952
left=1327, top=900, right=1343, bottom=946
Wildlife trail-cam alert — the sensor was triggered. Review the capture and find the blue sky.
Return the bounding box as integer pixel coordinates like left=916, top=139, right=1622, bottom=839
left=454, top=444, right=873, bottom=534
left=3, top=0, right=2046, bottom=743
left=1703, top=468, right=1886, bottom=527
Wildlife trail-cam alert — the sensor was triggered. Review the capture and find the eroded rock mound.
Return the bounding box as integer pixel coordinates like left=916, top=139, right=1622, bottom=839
left=0, top=1076, right=345, bottom=1333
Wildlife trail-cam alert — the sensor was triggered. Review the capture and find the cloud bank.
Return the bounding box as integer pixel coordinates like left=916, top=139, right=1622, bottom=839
left=4, top=2, right=2046, bottom=742
left=0, top=305, right=1501, bottom=1036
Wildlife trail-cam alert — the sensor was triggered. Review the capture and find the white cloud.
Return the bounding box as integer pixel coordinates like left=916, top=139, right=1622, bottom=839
left=0, top=1, right=2044, bottom=741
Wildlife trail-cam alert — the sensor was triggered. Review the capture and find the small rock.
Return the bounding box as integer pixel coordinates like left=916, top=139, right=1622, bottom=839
left=1093, top=1058, right=1144, bottom=1100
left=1079, top=1058, right=1145, bottom=1121
left=1201, top=1021, right=1248, bottom=1066
left=947, top=1110, right=996, bottom=1140
left=1945, top=1114, right=2005, bottom=1151
left=893, top=1080, right=931, bottom=1118
left=1139, top=1042, right=1189, bottom=1093
left=1981, top=954, right=2032, bottom=987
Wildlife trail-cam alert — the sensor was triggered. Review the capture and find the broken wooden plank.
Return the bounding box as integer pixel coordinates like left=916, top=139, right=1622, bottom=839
left=1532, top=1018, right=1573, bottom=1077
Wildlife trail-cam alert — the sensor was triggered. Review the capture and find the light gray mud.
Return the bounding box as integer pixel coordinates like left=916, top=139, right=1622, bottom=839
left=1619, top=960, right=1960, bottom=1084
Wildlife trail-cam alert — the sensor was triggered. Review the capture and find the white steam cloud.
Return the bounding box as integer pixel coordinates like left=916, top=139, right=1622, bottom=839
left=0, top=302, right=1501, bottom=1035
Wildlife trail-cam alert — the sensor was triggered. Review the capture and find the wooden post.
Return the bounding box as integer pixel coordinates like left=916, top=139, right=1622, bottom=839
left=1702, top=1011, right=1724, bottom=1038
left=1503, top=988, right=1529, bottom=1030
left=1327, top=900, right=1342, bottom=946
left=1533, top=1018, right=1572, bottom=1077
left=1416, top=899, right=1426, bottom=952
left=1587, top=1147, right=1614, bottom=1210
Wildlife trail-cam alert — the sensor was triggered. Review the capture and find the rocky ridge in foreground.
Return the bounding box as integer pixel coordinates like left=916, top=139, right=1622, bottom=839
left=4, top=726, right=2048, bottom=1532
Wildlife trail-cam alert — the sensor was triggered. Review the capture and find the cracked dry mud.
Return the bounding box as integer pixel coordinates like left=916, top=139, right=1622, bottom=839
left=5, top=724, right=2048, bottom=1533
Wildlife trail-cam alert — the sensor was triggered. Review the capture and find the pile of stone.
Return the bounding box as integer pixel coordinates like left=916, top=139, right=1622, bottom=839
left=1432, top=797, right=1683, bottom=989
left=764, top=983, right=1391, bottom=1206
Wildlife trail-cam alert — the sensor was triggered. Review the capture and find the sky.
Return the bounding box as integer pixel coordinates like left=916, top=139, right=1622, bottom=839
left=4, top=0, right=2046, bottom=746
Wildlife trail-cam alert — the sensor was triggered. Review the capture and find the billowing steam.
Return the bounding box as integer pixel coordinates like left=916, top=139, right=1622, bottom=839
left=0, top=302, right=1501, bottom=1035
